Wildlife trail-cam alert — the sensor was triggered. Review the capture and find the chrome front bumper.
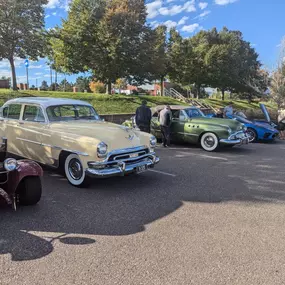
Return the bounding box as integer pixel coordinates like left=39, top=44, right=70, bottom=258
left=220, top=132, right=249, bottom=145
left=86, top=155, right=160, bottom=178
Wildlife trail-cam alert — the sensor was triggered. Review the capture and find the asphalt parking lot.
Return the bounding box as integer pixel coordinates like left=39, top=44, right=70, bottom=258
left=1, top=141, right=285, bottom=285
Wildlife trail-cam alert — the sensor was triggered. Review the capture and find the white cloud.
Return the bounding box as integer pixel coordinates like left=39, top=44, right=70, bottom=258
left=29, top=65, right=43, bottom=69
left=181, top=23, right=200, bottom=33
left=150, top=21, right=160, bottom=29
left=215, top=0, right=238, bottom=5
left=0, top=57, right=24, bottom=69
left=45, top=14, right=50, bottom=19
left=146, top=0, right=163, bottom=19
left=35, top=72, right=43, bottom=76
left=159, top=5, right=185, bottom=16
left=199, top=2, right=208, bottom=10
left=0, top=69, right=11, bottom=78
left=52, top=12, right=57, bottom=16
left=164, top=20, right=177, bottom=30
left=166, top=0, right=175, bottom=3
left=44, top=74, right=51, bottom=78
left=183, top=0, right=196, bottom=12
left=178, top=16, right=189, bottom=26
left=45, top=0, right=60, bottom=9
left=194, top=10, right=211, bottom=19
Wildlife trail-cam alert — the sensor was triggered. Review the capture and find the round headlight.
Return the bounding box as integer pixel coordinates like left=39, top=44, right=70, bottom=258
left=97, top=142, right=108, bottom=158
left=4, top=158, right=17, bottom=172
left=150, top=136, right=157, bottom=147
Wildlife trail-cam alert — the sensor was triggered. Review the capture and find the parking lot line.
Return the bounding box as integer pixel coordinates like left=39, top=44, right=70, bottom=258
left=148, top=169, right=177, bottom=177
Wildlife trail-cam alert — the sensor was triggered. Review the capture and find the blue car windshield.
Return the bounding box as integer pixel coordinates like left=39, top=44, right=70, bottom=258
left=185, top=108, right=205, bottom=118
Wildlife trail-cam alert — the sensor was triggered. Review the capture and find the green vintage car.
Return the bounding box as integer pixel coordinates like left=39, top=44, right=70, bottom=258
left=123, top=105, right=249, bottom=152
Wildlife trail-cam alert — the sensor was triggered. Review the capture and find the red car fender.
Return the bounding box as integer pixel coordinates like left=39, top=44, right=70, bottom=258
left=8, top=160, right=43, bottom=195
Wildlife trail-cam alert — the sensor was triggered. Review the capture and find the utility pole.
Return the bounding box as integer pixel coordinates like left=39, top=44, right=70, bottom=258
left=50, top=67, right=53, bottom=88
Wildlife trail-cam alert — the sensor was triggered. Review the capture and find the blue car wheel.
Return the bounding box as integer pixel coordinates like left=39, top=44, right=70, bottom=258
left=247, top=128, right=257, bottom=143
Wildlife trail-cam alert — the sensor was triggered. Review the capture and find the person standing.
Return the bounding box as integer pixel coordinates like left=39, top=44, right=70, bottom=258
left=135, top=100, right=152, bottom=133
left=159, top=105, right=172, bottom=147
left=278, top=109, right=285, bottom=140
left=223, top=102, right=234, bottom=118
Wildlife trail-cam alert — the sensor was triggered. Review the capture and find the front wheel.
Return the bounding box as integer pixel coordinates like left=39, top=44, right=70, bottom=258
left=17, top=176, right=42, bottom=206
left=247, top=128, right=257, bottom=143
left=200, top=132, right=219, bottom=152
left=64, top=153, right=90, bottom=188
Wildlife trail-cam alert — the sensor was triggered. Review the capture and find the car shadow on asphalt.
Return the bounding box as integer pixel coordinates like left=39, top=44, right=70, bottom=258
left=1, top=141, right=284, bottom=262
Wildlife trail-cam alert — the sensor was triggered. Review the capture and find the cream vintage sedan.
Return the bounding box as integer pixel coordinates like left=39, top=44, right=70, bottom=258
left=0, top=98, right=159, bottom=187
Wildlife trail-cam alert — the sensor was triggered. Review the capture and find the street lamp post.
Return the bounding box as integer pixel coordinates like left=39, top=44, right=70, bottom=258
left=24, top=59, right=29, bottom=90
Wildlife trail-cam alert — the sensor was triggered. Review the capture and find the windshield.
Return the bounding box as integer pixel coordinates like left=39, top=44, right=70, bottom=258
left=46, top=105, right=100, bottom=122
left=184, top=108, right=205, bottom=118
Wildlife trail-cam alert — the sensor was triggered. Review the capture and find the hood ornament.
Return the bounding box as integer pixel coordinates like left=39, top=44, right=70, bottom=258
left=126, top=133, right=134, bottom=141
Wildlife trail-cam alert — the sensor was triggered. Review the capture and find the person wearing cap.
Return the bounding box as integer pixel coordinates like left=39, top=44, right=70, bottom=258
left=223, top=102, right=234, bottom=119
left=158, top=105, right=172, bottom=147
left=135, top=100, right=152, bottom=133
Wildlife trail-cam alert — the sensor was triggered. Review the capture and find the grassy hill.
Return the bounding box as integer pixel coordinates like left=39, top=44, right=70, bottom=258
left=0, top=89, right=277, bottom=115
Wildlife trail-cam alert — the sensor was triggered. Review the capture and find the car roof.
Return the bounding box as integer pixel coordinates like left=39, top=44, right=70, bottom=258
left=4, top=97, right=93, bottom=108
left=151, top=105, right=198, bottom=113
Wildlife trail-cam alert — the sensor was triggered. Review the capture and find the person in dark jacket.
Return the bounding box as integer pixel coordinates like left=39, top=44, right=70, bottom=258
left=158, top=105, right=172, bottom=147
left=135, top=100, right=152, bottom=133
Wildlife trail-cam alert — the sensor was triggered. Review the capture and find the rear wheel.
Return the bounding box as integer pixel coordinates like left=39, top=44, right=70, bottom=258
left=17, top=177, right=42, bottom=206
left=247, top=128, right=257, bottom=143
left=64, top=153, right=90, bottom=188
left=200, top=132, right=219, bottom=152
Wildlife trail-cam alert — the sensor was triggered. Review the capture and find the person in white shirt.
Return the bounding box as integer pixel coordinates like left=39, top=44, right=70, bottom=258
left=278, top=109, right=285, bottom=140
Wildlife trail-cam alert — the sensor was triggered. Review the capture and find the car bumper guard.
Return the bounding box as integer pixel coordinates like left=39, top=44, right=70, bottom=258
left=86, top=155, right=160, bottom=178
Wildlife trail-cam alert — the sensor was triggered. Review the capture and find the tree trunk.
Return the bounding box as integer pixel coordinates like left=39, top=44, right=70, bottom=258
left=106, top=80, right=112, bottom=95
left=8, top=56, right=17, bottom=90
left=160, top=76, right=164, bottom=96
left=196, top=84, right=201, bottom=99
left=222, top=89, right=225, bottom=101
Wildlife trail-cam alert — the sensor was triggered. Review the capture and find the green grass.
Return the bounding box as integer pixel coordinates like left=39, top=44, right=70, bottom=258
left=0, top=89, right=277, bottom=114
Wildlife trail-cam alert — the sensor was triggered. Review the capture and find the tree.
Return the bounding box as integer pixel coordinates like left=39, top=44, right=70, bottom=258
left=270, top=38, right=285, bottom=108
left=150, top=25, right=169, bottom=96
left=0, top=0, right=47, bottom=90
left=75, top=76, right=91, bottom=92
left=40, top=80, right=49, bottom=91
left=58, top=79, right=73, bottom=92
left=51, top=0, right=151, bottom=94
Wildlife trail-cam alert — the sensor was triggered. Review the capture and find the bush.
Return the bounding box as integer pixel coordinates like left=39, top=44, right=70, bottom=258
left=90, top=81, right=105, bottom=94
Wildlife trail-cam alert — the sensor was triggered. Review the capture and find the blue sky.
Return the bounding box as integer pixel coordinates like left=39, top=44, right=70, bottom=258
left=0, top=0, right=284, bottom=87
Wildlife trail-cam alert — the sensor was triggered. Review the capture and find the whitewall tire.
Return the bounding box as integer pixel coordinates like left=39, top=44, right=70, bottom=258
left=200, top=132, right=219, bottom=152
left=64, top=154, right=90, bottom=188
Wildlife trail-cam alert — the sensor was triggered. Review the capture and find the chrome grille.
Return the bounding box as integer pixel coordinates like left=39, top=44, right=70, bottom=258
left=108, top=147, right=149, bottom=163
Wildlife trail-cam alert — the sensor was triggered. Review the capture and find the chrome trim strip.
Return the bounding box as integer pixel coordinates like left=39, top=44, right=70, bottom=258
left=16, top=137, right=89, bottom=157
left=179, top=132, right=199, bottom=137
left=16, top=137, right=42, bottom=146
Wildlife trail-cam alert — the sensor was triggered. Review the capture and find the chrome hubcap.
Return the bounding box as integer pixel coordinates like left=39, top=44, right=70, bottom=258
left=247, top=130, right=255, bottom=142
left=68, top=159, right=83, bottom=180
left=204, top=136, right=215, bottom=148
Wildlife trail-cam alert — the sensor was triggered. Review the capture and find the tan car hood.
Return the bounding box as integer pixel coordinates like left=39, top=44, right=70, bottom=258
left=49, top=120, right=148, bottom=149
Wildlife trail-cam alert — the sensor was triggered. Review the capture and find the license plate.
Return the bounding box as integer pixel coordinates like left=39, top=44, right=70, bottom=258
left=136, top=165, right=148, bottom=173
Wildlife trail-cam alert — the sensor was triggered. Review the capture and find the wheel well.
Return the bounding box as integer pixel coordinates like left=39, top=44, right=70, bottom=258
left=15, top=176, right=40, bottom=194
left=59, top=150, right=72, bottom=170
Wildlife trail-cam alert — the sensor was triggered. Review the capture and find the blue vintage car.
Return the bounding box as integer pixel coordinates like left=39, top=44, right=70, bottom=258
left=208, top=104, right=279, bottom=143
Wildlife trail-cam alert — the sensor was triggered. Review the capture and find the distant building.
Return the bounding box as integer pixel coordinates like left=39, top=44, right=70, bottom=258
left=0, top=79, right=10, bottom=89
